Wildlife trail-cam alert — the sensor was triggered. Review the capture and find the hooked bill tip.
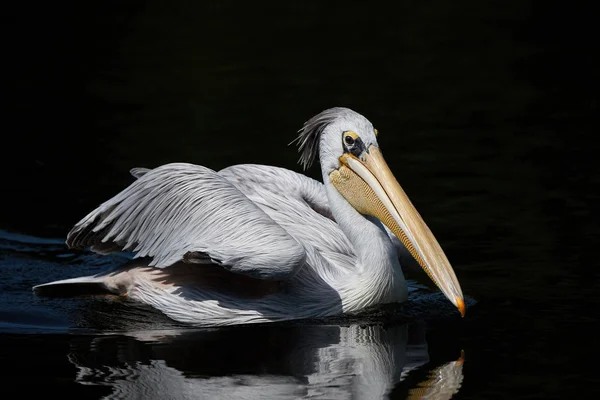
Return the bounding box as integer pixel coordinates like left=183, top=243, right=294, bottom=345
left=456, top=350, right=466, bottom=365
left=456, top=297, right=466, bottom=317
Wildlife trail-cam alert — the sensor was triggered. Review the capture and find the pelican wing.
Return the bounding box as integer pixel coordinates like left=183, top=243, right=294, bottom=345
left=219, top=165, right=353, bottom=257
left=219, top=164, right=411, bottom=264
left=66, top=163, right=306, bottom=280
left=219, top=164, right=334, bottom=220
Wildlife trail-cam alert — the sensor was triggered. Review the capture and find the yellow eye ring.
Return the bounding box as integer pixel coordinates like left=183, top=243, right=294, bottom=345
left=343, top=131, right=359, bottom=147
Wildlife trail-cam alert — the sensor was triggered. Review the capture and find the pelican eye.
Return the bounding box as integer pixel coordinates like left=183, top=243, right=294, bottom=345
left=342, top=131, right=362, bottom=155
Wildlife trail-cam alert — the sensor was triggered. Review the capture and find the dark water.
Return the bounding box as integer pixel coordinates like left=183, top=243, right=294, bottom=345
left=2, top=1, right=598, bottom=399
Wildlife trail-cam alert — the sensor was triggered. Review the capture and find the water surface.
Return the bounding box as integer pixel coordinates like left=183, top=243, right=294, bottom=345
left=2, top=230, right=467, bottom=399
left=2, top=1, right=597, bottom=398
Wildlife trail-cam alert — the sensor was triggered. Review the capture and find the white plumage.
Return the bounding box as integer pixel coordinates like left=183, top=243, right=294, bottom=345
left=34, top=107, right=465, bottom=326
left=67, top=324, right=465, bottom=400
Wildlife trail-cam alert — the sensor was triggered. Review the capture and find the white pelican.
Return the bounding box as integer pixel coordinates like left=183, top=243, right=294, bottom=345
left=34, top=107, right=465, bottom=326
left=67, top=324, right=465, bottom=399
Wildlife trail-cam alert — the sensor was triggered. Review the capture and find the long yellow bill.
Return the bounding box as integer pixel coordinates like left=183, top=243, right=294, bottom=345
left=330, top=146, right=465, bottom=316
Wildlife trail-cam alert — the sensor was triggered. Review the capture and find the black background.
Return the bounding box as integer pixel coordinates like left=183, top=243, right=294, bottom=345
left=2, top=1, right=598, bottom=398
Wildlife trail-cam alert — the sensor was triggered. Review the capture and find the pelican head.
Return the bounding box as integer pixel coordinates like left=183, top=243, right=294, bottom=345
left=296, top=107, right=465, bottom=316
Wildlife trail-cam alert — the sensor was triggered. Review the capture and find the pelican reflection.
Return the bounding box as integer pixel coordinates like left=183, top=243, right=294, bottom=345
left=67, top=323, right=464, bottom=399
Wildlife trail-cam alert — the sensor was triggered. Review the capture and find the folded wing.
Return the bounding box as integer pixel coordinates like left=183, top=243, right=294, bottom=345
left=219, top=164, right=411, bottom=264
left=67, top=163, right=306, bottom=280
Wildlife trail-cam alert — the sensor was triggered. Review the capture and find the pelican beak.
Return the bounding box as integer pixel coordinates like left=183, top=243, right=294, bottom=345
left=330, top=146, right=465, bottom=317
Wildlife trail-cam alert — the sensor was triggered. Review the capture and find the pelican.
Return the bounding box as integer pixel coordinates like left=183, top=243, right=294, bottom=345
left=34, top=107, right=465, bottom=326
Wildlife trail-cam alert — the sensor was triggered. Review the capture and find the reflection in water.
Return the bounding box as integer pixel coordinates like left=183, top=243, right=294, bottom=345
left=407, top=351, right=464, bottom=400
left=0, top=229, right=465, bottom=399
left=67, top=323, right=463, bottom=399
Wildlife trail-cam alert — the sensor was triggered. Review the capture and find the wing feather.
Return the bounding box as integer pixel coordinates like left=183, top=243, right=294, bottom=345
left=219, top=164, right=412, bottom=266
left=67, top=163, right=306, bottom=280
left=219, top=164, right=352, bottom=258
